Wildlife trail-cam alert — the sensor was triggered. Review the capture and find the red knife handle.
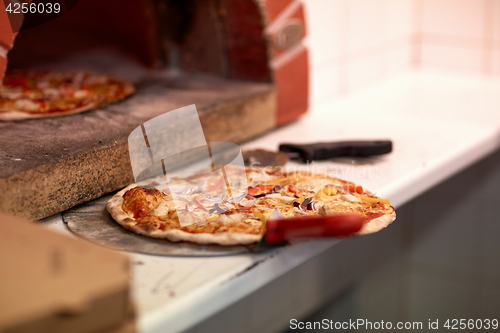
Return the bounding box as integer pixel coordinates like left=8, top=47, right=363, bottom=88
left=264, top=214, right=364, bottom=244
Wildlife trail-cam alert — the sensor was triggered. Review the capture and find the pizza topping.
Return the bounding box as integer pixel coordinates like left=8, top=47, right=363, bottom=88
left=293, top=202, right=306, bottom=214
left=229, top=192, right=247, bottom=203
left=170, top=184, right=194, bottom=194
left=205, top=215, right=219, bottom=222
left=322, top=187, right=338, bottom=196
left=202, top=175, right=225, bottom=192
left=178, top=211, right=203, bottom=225
left=122, top=186, right=165, bottom=218
left=193, top=196, right=209, bottom=212
left=307, top=200, right=318, bottom=211
left=15, top=99, right=40, bottom=111
left=202, top=194, right=224, bottom=203
left=294, top=210, right=309, bottom=216
left=109, top=167, right=395, bottom=245
left=318, top=204, right=335, bottom=216
left=292, top=197, right=305, bottom=205
left=265, top=193, right=296, bottom=204
left=301, top=197, right=312, bottom=208
left=316, top=186, right=337, bottom=199
left=150, top=201, right=170, bottom=216
left=292, top=197, right=315, bottom=211
left=235, top=208, right=252, bottom=213
left=213, top=203, right=226, bottom=214
left=247, top=184, right=282, bottom=197
left=340, top=194, right=362, bottom=203
left=315, top=191, right=329, bottom=199
left=343, top=183, right=364, bottom=194
left=253, top=210, right=267, bottom=224
left=269, top=209, right=286, bottom=220
left=239, top=200, right=255, bottom=208
left=353, top=193, right=390, bottom=205
left=288, top=184, right=299, bottom=195
left=0, top=70, right=135, bottom=119
left=216, top=213, right=244, bottom=223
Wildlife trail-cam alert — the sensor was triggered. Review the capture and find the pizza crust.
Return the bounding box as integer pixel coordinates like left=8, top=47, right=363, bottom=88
left=106, top=184, right=262, bottom=246
left=356, top=211, right=397, bottom=236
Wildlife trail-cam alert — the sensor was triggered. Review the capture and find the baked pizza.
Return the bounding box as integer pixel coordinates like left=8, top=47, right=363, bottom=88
left=0, top=70, right=135, bottom=120
left=106, top=167, right=396, bottom=246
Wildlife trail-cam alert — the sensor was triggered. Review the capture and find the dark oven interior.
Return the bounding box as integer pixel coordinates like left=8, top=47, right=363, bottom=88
left=7, top=0, right=272, bottom=83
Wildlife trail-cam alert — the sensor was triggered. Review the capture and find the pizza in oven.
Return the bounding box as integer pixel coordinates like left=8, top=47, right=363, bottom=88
left=0, top=70, right=135, bottom=120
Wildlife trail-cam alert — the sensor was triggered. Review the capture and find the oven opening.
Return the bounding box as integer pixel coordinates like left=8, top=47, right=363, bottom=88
left=6, top=0, right=274, bottom=118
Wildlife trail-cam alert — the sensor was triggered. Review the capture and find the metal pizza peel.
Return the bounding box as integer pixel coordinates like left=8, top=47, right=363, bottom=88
left=63, top=140, right=386, bottom=256
left=62, top=193, right=254, bottom=256
left=62, top=193, right=365, bottom=256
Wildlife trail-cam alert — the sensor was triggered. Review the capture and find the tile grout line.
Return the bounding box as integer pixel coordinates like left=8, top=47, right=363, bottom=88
left=481, top=0, right=495, bottom=75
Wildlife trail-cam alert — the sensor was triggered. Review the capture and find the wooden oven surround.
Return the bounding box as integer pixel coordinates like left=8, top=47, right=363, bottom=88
left=0, top=0, right=308, bottom=219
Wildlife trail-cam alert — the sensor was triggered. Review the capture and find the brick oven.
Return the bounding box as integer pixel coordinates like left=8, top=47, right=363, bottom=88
left=0, top=0, right=308, bottom=219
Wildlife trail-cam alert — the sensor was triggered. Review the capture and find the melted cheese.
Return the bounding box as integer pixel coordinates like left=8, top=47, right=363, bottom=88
left=150, top=201, right=170, bottom=216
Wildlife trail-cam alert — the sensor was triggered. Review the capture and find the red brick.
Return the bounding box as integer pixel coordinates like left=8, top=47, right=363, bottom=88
left=275, top=47, right=309, bottom=124
left=270, top=4, right=306, bottom=59
left=264, top=0, right=294, bottom=22
left=223, top=0, right=271, bottom=82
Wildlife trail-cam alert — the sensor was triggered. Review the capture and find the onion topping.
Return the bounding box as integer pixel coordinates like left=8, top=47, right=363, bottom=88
left=230, top=193, right=247, bottom=203
left=170, top=184, right=194, bottom=194
left=306, top=200, right=317, bottom=210
left=202, top=194, right=224, bottom=203
left=294, top=211, right=308, bottom=216
left=248, top=185, right=283, bottom=198
left=293, top=201, right=305, bottom=210
left=214, top=203, right=226, bottom=214
left=293, top=197, right=316, bottom=210
left=239, top=200, right=255, bottom=207
left=268, top=209, right=286, bottom=220
left=301, top=197, right=312, bottom=208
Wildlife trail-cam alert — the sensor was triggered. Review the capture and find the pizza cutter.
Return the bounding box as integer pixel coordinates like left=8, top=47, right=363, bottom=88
left=249, top=213, right=365, bottom=251
left=243, top=140, right=392, bottom=166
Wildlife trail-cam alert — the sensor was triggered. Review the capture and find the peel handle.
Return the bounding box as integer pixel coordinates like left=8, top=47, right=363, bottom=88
left=279, top=140, right=392, bottom=162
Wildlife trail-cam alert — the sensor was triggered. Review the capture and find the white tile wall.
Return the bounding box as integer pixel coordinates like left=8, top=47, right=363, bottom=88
left=303, top=0, right=342, bottom=67
left=346, top=0, right=385, bottom=55
left=386, top=43, right=412, bottom=75
left=303, top=0, right=414, bottom=107
left=347, top=53, right=385, bottom=91
left=420, top=45, right=484, bottom=72
left=492, top=47, right=500, bottom=75
left=421, top=0, right=485, bottom=40
left=303, top=0, right=500, bottom=108
left=383, top=0, right=414, bottom=42
left=492, top=0, right=500, bottom=42
left=309, top=64, right=339, bottom=106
